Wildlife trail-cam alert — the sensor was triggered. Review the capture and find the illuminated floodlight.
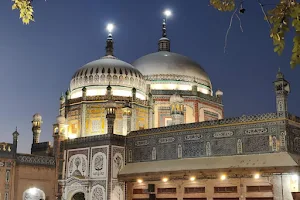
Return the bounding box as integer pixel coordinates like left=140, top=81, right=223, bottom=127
left=163, top=9, right=172, bottom=18
left=106, top=23, right=114, bottom=34
left=254, top=173, right=260, bottom=179
left=137, top=179, right=143, bottom=183
left=28, top=187, right=38, bottom=195
left=162, top=177, right=168, bottom=182
left=190, top=176, right=196, bottom=181
left=220, top=174, right=226, bottom=181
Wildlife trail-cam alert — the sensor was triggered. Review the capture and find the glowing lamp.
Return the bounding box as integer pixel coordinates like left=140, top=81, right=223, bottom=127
left=28, top=187, right=38, bottom=195
left=254, top=173, right=260, bottom=179
left=190, top=176, right=196, bottom=181
left=220, top=174, right=226, bottom=181
left=137, top=179, right=143, bottom=183
left=164, top=9, right=172, bottom=18
left=162, top=177, right=168, bottom=182
left=106, top=23, right=114, bottom=33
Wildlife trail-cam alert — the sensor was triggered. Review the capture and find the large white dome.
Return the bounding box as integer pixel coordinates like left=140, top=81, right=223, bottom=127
left=132, top=51, right=212, bottom=95
left=70, top=55, right=146, bottom=99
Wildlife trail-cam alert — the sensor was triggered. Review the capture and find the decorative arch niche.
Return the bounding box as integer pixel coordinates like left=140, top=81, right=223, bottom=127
left=72, top=192, right=85, bottom=200
left=23, top=187, right=45, bottom=200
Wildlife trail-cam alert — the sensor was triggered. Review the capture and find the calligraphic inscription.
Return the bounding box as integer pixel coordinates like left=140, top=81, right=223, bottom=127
left=213, top=131, right=233, bottom=138
left=185, top=134, right=202, bottom=141
left=159, top=137, right=175, bottom=144
left=135, top=140, right=149, bottom=146
left=245, top=128, right=268, bottom=135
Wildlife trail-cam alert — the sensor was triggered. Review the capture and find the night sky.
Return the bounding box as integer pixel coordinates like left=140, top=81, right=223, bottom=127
left=0, top=0, right=299, bottom=153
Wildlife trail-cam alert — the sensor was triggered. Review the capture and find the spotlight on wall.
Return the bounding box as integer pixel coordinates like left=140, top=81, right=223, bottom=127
left=190, top=176, right=196, bottom=181
left=292, top=174, right=299, bottom=181
left=254, top=173, right=260, bottom=179
left=162, top=177, right=168, bottom=182
left=28, top=187, right=38, bottom=195
left=220, top=174, right=226, bottom=181
left=137, top=179, right=143, bottom=183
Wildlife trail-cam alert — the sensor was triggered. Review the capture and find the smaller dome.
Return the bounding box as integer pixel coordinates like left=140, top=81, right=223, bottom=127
left=56, top=115, right=66, bottom=124
left=33, top=113, right=42, bottom=122
left=70, top=56, right=145, bottom=92
left=170, top=93, right=184, bottom=104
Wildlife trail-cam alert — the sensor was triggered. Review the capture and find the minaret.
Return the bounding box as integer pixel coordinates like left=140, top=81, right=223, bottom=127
left=53, top=114, right=66, bottom=200
left=12, top=127, right=19, bottom=158
left=105, top=23, right=114, bottom=56
left=158, top=10, right=172, bottom=52
left=105, top=85, right=117, bottom=134
left=32, top=113, right=43, bottom=144
left=273, top=69, right=290, bottom=117
left=170, top=93, right=184, bottom=125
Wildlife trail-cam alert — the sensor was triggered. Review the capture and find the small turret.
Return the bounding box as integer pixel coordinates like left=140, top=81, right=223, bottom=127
left=12, top=127, right=19, bottom=157
left=273, top=69, right=290, bottom=117
left=215, top=89, right=223, bottom=101
left=105, top=98, right=117, bottom=134
left=59, top=93, right=65, bottom=105
left=82, top=87, right=87, bottom=99
left=32, top=113, right=43, bottom=144
left=65, top=89, right=71, bottom=100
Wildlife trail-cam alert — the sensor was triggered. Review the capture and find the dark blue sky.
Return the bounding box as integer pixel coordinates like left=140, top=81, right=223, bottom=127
left=0, top=0, right=299, bottom=153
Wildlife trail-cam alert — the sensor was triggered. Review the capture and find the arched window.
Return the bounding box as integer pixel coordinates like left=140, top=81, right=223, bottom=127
left=23, top=188, right=45, bottom=200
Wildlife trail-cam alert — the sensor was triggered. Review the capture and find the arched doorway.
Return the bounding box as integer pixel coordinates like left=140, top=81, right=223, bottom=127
left=23, top=187, right=45, bottom=200
left=72, top=192, right=85, bottom=200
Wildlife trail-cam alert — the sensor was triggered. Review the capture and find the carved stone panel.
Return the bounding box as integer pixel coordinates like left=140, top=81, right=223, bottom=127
left=68, top=154, right=88, bottom=178
left=91, top=184, right=106, bottom=200
left=112, top=146, right=124, bottom=179
left=111, top=181, right=125, bottom=200
left=67, top=148, right=89, bottom=178
left=90, top=146, right=108, bottom=179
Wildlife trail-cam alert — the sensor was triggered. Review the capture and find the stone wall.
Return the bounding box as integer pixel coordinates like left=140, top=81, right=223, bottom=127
left=14, top=164, right=56, bottom=200
left=0, top=159, right=14, bottom=200
left=128, top=174, right=297, bottom=200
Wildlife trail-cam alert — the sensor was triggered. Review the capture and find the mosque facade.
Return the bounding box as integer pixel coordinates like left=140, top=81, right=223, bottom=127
left=0, top=16, right=300, bottom=200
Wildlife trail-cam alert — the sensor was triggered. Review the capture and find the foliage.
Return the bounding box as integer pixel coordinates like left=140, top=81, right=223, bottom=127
left=12, top=0, right=34, bottom=24
left=210, top=0, right=300, bottom=69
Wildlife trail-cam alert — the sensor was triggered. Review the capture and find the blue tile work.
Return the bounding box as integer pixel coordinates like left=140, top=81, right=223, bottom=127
left=126, top=112, right=300, bottom=163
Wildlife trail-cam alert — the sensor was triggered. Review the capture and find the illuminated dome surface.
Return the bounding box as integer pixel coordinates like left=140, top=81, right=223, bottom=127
left=70, top=55, right=146, bottom=99
left=132, top=51, right=212, bottom=95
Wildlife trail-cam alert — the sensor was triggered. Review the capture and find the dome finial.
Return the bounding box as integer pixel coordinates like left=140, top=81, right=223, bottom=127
left=162, top=18, right=167, bottom=37
left=105, top=23, right=114, bottom=56
left=158, top=9, right=172, bottom=52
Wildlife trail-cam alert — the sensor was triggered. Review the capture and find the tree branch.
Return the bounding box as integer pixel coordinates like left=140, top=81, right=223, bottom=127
left=224, top=4, right=241, bottom=53
left=235, top=13, right=244, bottom=32
left=257, top=0, right=272, bottom=29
